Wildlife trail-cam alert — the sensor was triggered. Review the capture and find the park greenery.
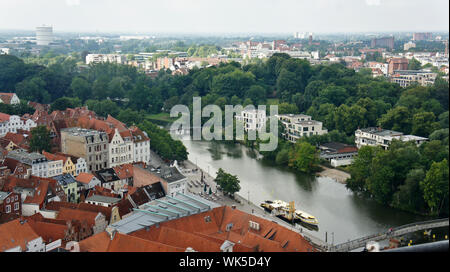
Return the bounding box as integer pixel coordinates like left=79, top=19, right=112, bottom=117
left=0, top=51, right=448, bottom=216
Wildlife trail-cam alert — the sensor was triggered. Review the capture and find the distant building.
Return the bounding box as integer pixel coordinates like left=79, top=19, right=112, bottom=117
left=371, top=36, right=394, bottom=50
left=276, top=114, right=328, bottom=143
left=404, top=41, right=416, bottom=51
left=0, top=93, right=20, bottom=105
left=388, top=58, right=409, bottom=75
left=413, top=32, right=432, bottom=41
left=0, top=113, right=37, bottom=137
left=319, top=142, right=358, bottom=167
left=36, top=25, right=53, bottom=46
left=355, top=127, right=428, bottom=150
left=85, top=195, right=120, bottom=207
left=85, top=54, right=124, bottom=65
left=235, top=109, right=267, bottom=132
left=390, top=70, right=438, bottom=87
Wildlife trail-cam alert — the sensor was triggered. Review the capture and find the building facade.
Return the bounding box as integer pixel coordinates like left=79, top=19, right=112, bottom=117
left=276, top=114, right=328, bottom=143
left=355, top=127, right=428, bottom=150
left=235, top=109, right=267, bottom=132
left=60, top=128, right=109, bottom=172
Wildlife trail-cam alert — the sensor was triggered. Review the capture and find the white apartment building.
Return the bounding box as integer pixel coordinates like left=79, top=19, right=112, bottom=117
left=235, top=109, right=267, bottom=132
left=0, top=113, right=37, bottom=136
left=47, top=159, right=63, bottom=177
left=130, top=126, right=151, bottom=164
left=277, top=114, right=328, bottom=143
left=86, top=54, right=124, bottom=65
left=109, top=128, right=133, bottom=167
left=355, top=127, right=428, bottom=150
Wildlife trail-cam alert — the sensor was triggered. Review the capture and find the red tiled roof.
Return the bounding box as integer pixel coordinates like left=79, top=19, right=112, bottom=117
left=27, top=220, right=67, bottom=243
left=113, top=164, right=134, bottom=180
left=78, top=231, right=111, bottom=252
left=106, top=233, right=184, bottom=252
left=0, top=219, right=40, bottom=252
left=56, top=208, right=101, bottom=227
left=0, top=112, right=11, bottom=122
left=75, top=173, right=95, bottom=184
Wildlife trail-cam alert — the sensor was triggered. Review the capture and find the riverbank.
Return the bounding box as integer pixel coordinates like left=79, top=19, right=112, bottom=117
left=317, top=165, right=351, bottom=184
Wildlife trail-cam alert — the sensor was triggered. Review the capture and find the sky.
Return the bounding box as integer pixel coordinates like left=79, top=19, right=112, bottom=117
left=0, top=0, right=448, bottom=33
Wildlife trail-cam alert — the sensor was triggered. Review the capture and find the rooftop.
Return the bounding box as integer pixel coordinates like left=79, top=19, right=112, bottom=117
left=6, top=150, right=47, bottom=165
left=85, top=195, right=121, bottom=204
left=109, top=193, right=220, bottom=234
left=61, top=127, right=107, bottom=137
left=53, top=174, right=77, bottom=186
left=358, top=127, right=404, bottom=137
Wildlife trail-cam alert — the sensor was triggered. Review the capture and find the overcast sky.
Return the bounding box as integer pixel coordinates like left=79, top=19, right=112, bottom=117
left=0, top=0, right=448, bottom=33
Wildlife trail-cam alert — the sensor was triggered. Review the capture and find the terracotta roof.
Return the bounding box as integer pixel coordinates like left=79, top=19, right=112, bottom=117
left=56, top=207, right=101, bottom=227
left=132, top=165, right=163, bottom=187
left=42, top=151, right=69, bottom=164
left=0, top=93, right=16, bottom=105
left=78, top=231, right=111, bottom=252
left=77, top=203, right=112, bottom=222
left=106, top=233, right=184, bottom=252
left=123, top=206, right=315, bottom=252
left=0, top=219, right=40, bottom=252
left=27, top=220, right=67, bottom=243
left=113, top=164, right=134, bottom=180
left=75, top=173, right=96, bottom=185
left=45, top=201, right=78, bottom=211
left=0, top=112, right=11, bottom=122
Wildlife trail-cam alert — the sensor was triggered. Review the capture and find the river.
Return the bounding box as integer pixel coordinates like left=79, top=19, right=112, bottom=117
left=181, top=139, right=432, bottom=245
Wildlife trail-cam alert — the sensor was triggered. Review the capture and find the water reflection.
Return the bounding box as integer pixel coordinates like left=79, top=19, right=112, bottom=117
left=181, top=138, right=435, bottom=244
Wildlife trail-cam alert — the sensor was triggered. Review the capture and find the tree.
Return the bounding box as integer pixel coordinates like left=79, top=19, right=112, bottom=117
left=214, top=168, right=241, bottom=196
left=411, top=111, right=440, bottom=137
left=245, top=85, right=266, bottom=105
left=408, top=58, right=422, bottom=70
left=420, top=159, right=449, bottom=215
left=288, top=141, right=319, bottom=173
left=392, top=168, right=426, bottom=213
left=347, top=146, right=378, bottom=195
left=50, top=97, right=81, bottom=111
left=70, top=77, right=91, bottom=102
left=29, top=126, right=52, bottom=153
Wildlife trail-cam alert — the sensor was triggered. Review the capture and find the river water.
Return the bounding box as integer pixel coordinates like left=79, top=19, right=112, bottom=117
left=181, top=139, right=432, bottom=245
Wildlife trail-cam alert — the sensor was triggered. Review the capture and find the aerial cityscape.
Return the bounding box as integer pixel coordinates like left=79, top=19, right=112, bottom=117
left=0, top=0, right=448, bottom=257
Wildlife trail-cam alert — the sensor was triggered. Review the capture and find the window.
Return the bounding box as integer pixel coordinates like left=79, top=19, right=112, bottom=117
left=15, top=195, right=18, bottom=201
left=6, top=198, right=10, bottom=204
left=5, top=205, right=11, bottom=213
left=14, top=202, right=19, bottom=211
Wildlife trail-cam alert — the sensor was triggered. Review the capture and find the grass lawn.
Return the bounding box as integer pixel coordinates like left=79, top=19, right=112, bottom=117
left=146, top=112, right=178, bottom=123
left=266, top=98, right=280, bottom=105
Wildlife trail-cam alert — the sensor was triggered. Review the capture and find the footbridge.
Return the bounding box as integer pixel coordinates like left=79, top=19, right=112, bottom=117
left=328, top=218, right=449, bottom=252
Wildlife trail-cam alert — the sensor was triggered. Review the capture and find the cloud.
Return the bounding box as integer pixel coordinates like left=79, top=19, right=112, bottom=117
left=66, top=0, right=80, bottom=6
left=365, top=0, right=381, bottom=6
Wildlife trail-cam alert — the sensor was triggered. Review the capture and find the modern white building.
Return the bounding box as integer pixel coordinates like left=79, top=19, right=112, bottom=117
left=276, top=114, right=328, bottom=143
left=355, top=127, right=428, bottom=150
left=86, top=54, right=124, bottom=65
left=235, top=109, right=267, bottom=132
left=35, top=25, right=53, bottom=46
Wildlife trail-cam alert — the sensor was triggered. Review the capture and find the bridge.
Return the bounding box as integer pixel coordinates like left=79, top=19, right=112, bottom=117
left=328, top=218, right=449, bottom=252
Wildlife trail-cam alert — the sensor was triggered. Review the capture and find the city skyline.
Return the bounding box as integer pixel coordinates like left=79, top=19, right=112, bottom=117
left=0, top=0, right=448, bottom=33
